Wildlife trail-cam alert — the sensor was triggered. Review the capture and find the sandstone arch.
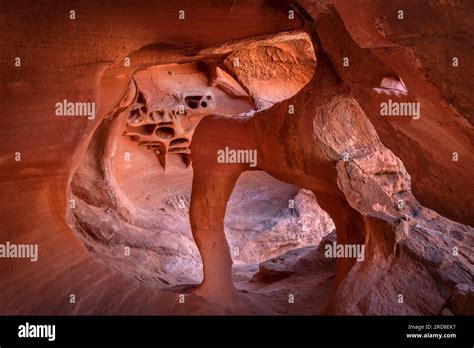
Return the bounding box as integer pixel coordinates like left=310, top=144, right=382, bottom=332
left=188, top=28, right=472, bottom=315
left=1, top=0, right=472, bottom=316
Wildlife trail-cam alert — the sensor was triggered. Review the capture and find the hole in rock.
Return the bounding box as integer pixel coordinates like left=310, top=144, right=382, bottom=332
left=169, top=138, right=189, bottom=147
left=69, top=31, right=337, bottom=313
left=155, top=127, right=175, bottom=139
left=136, top=91, right=147, bottom=105
left=129, top=108, right=140, bottom=122
left=168, top=147, right=188, bottom=153
left=125, top=124, right=156, bottom=136
left=185, top=95, right=203, bottom=109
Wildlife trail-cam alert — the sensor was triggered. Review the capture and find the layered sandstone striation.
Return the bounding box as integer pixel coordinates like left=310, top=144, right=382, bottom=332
left=0, top=0, right=472, bottom=315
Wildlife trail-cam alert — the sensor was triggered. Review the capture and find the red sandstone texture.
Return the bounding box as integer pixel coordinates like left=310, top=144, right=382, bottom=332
left=0, top=0, right=472, bottom=315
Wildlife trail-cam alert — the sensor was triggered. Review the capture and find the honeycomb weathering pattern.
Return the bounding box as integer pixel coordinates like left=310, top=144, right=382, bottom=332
left=123, top=74, right=216, bottom=169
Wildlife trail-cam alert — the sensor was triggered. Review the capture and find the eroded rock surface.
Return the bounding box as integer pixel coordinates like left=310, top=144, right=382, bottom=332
left=0, top=0, right=472, bottom=316
left=70, top=61, right=333, bottom=290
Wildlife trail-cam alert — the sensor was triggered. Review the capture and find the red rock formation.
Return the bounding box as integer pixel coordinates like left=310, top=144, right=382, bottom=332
left=188, top=16, right=473, bottom=314
left=302, top=0, right=474, bottom=226
left=0, top=0, right=472, bottom=316
left=70, top=60, right=329, bottom=290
